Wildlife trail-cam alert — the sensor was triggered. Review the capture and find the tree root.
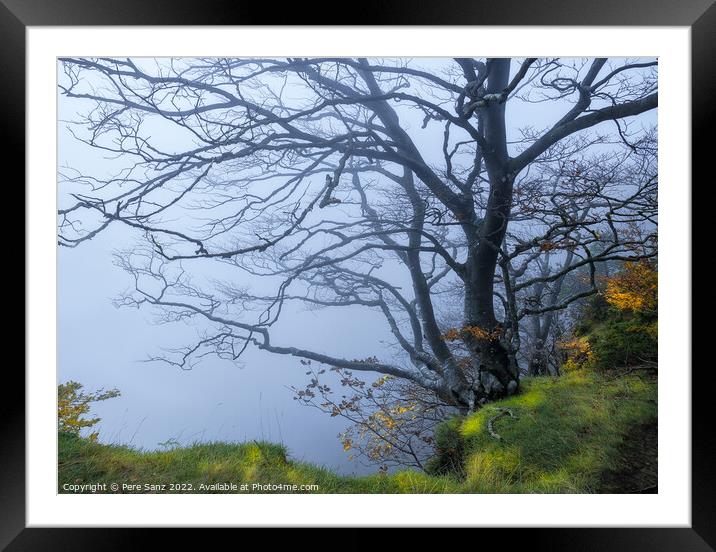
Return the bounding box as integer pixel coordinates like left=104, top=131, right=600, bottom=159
left=487, top=407, right=517, bottom=441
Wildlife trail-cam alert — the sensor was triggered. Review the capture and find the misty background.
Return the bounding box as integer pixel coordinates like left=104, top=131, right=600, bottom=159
left=57, top=57, right=656, bottom=475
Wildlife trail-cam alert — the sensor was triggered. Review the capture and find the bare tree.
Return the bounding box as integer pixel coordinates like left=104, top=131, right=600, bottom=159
left=500, top=135, right=658, bottom=374
left=59, top=57, right=657, bottom=413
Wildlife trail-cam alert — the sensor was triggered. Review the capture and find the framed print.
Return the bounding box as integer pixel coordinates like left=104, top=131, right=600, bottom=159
left=4, top=0, right=713, bottom=547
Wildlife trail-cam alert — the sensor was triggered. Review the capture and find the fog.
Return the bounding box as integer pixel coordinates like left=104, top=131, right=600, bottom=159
left=58, top=57, right=656, bottom=475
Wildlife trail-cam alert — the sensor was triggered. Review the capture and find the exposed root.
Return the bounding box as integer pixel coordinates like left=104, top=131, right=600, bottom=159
left=487, top=407, right=517, bottom=441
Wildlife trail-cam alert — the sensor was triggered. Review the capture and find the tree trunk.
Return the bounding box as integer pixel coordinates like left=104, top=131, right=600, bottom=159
left=463, top=238, right=520, bottom=403
left=528, top=340, right=549, bottom=376
left=475, top=336, right=520, bottom=400
left=459, top=59, right=520, bottom=405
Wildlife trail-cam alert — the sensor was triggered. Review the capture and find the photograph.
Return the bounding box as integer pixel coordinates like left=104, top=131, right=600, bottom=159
left=56, top=56, right=659, bottom=495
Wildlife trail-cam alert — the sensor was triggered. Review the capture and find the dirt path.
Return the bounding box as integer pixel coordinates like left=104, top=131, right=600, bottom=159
left=599, top=420, right=658, bottom=493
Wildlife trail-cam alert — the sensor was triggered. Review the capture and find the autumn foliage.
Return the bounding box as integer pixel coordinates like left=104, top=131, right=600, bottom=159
left=292, top=364, right=453, bottom=471
left=560, top=261, right=657, bottom=371
left=604, top=261, right=658, bottom=312
left=443, top=325, right=502, bottom=342
left=557, top=337, right=594, bottom=372
left=58, top=381, right=120, bottom=441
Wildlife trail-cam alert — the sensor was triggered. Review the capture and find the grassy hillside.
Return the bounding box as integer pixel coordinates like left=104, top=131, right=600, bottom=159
left=59, top=369, right=656, bottom=494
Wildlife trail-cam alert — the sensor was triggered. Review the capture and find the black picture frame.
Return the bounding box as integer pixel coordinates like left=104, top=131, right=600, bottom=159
left=4, top=0, right=711, bottom=548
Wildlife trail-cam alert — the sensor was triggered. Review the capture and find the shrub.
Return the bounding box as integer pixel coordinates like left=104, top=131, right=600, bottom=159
left=589, top=316, right=657, bottom=368
left=563, top=261, right=657, bottom=371
left=425, top=416, right=466, bottom=476
left=58, top=381, right=120, bottom=441
left=604, top=261, right=657, bottom=313
left=557, top=336, right=595, bottom=372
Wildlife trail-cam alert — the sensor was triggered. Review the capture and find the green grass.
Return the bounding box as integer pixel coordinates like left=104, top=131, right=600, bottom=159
left=433, top=368, right=657, bottom=492
left=59, top=369, right=656, bottom=494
